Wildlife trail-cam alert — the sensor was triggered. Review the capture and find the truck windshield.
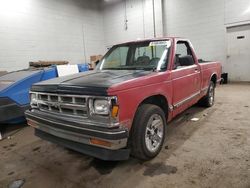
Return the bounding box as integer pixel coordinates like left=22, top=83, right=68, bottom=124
left=98, top=40, right=171, bottom=71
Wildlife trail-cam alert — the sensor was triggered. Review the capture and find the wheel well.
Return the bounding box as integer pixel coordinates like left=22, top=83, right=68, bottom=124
left=139, top=95, right=168, bottom=119
left=211, top=74, right=217, bottom=87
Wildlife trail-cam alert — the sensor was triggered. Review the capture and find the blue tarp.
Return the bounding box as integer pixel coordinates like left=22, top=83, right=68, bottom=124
left=0, top=64, right=88, bottom=124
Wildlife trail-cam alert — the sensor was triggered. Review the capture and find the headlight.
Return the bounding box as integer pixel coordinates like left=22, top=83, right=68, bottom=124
left=30, top=93, right=38, bottom=106
left=93, top=99, right=109, bottom=115
left=88, top=97, right=119, bottom=119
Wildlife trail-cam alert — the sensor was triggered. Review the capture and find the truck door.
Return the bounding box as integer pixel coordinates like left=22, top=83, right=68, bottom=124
left=171, top=40, right=201, bottom=115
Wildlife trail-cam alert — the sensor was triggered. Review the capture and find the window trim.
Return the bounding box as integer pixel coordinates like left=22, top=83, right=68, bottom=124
left=98, top=40, right=172, bottom=71
left=173, top=40, right=196, bottom=70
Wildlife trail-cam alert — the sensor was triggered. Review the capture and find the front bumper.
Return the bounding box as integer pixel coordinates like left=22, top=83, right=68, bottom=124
left=25, top=109, right=130, bottom=160
left=0, top=97, right=29, bottom=123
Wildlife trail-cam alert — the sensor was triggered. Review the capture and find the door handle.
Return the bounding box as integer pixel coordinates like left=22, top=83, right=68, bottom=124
left=194, top=68, right=199, bottom=72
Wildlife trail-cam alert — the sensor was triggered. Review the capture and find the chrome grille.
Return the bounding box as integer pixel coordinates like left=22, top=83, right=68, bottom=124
left=34, top=92, right=88, bottom=118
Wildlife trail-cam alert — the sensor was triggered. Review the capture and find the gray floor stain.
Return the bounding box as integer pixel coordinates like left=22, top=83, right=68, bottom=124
left=90, top=159, right=118, bottom=175
left=143, top=162, right=177, bottom=177
left=32, top=146, right=41, bottom=152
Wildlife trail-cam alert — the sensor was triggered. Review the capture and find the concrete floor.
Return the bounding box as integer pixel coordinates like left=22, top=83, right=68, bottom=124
left=0, top=84, right=249, bottom=188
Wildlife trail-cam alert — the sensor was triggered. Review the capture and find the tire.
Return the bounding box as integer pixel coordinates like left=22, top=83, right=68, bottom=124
left=129, top=104, right=166, bottom=160
left=199, top=81, right=215, bottom=107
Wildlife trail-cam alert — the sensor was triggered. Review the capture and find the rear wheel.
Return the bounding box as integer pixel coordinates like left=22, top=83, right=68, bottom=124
left=199, top=81, right=215, bottom=107
left=130, top=104, right=166, bottom=160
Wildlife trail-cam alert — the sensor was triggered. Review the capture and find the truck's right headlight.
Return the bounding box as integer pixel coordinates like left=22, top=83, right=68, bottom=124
left=93, top=99, right=109, bottom=115
left=30, top=93, right=38, bottom=106
left=88, top=97, right=119, bottom=120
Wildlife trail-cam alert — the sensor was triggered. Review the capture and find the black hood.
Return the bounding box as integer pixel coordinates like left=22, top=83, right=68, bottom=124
left=32, top=70, right=151, bottom=95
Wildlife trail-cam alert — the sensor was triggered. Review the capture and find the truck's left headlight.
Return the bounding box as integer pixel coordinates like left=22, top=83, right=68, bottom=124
left=93, top=99, right=109, bottom=115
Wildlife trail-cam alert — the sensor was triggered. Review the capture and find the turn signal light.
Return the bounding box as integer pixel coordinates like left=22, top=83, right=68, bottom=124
left=111, top=105, right=119, bottom=118
left=90, top=138, right=112, bottom=147
left=27, top=119, right=38, bottom=128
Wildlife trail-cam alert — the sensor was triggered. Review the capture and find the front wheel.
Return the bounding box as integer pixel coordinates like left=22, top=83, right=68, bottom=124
left=130, top=104, right=166, bottom=160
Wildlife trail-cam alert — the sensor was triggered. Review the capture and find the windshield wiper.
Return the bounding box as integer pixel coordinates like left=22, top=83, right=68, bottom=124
left=102, top=67, right=146, bottom=70
left=102, top=67, right=127, bottom=70
left=102, top=67, right=156, bottom=71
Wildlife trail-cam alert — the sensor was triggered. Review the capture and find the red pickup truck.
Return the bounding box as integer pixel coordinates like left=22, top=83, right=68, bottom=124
left=26, top=37, right=221, bottom=161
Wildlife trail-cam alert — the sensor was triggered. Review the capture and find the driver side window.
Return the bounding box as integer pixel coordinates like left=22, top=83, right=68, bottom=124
left=174, top=41, right=195, bottom=70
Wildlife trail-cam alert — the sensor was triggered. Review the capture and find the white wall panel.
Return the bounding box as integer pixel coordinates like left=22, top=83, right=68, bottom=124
left=103, top=0, right=163, bottom=48
left=0, top=0, right=105, bottom=71
left=163, top=0, right=250, bottom=78
left=225, top=0, right=250, bottom=25
left=1, top=0, right=250, bottom=78
left=163, top=0, right=226, bottom=65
